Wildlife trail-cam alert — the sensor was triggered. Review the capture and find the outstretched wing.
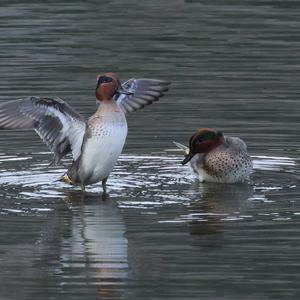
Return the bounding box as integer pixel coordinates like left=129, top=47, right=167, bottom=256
left=0, top=96, right=86, bottom=163
left=115, top=78, right=170, bottom=114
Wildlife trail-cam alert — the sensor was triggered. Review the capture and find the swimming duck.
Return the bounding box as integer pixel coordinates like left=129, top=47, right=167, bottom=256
left=0, top=73, right=170, bottom=192
left=174, top=128, right=252, bottom=183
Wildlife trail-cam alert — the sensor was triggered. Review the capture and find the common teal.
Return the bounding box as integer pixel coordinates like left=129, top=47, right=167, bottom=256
left=0, top=73, right=170, bottom=192
left=174, top=128, right=252, bottom=183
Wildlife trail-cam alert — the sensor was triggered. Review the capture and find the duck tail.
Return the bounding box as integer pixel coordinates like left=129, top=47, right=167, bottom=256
left=58, top=173, right=74, bottom=185
left=173, top=141, right=190, bottom=155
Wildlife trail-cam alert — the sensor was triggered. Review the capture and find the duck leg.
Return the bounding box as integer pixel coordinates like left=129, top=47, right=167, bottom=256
left=101, top=177, right=109, bottom=201
left=102, top=177, right=108, bottom=193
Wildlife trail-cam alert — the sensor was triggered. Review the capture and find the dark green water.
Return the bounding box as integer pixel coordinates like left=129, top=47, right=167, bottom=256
left=0, top=1, right=299, bottom=299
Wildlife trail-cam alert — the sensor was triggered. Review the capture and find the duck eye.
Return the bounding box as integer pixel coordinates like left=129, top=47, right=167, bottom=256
left=97, top=76, right=113, bottom=85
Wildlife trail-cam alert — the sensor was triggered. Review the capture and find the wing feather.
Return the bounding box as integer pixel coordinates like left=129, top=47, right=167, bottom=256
left=115, top=78, right=170, bottom=114
left=0, top=96, right=86, bottom=163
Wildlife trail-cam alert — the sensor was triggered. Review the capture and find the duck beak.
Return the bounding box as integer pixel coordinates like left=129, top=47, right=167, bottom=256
left=117, top=85, right=133, bottom=95
left=181, top=150, right=194, bottom=165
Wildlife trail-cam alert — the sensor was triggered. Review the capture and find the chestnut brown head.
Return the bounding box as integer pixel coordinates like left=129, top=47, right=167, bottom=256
left=182, top=128, right=224, bottom=165
left=95, top=72, right=132, bottom=101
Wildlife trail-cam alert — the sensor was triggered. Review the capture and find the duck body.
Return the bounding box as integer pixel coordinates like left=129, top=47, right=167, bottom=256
left=68, top=101, right=128, bottom=186
left=189, top=136, right=252, bottom=183
left=177, top=128, right=252, bottom=184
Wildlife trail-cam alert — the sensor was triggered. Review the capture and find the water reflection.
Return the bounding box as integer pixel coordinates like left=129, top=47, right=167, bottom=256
left=197, top=182, right=254, bottom=215
left=34, top=191, right=129, bottom=299
left=187, top=183, right=254, bottom=248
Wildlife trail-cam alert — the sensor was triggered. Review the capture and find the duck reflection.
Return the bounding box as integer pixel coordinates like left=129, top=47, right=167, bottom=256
left=197, top=182, right=254, bottom=213
left=188, top=183, right=254, bottom=243
left=36, top=190, right=128, bottom=299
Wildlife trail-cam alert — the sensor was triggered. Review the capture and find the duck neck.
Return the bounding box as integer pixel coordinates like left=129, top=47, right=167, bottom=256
left=96, top=99, right=121, bottom=114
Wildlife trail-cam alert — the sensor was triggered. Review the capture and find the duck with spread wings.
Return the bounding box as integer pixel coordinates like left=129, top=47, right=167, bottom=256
left=0, top=73, right=170, bottom=192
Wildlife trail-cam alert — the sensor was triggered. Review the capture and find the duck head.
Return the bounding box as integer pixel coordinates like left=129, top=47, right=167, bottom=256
left=182, top=128, right=224, bottom=165
left=95, top=72, right=132, bottom=101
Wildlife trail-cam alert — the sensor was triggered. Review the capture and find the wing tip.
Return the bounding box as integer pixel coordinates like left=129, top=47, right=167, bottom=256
left=173, top=141, right=190, bottom=154
left=141, top=78, right=171, bottom=85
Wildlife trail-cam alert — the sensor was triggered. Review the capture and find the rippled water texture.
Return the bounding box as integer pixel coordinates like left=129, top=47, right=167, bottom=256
left=0, top=1, right=299, bottom=299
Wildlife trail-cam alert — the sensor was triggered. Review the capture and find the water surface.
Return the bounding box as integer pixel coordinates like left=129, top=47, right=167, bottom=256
left=0, top=1, right=299, bottom=299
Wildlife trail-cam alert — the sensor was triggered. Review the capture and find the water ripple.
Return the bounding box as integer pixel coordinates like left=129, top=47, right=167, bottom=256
left=0, top=152, right=298, bottom=222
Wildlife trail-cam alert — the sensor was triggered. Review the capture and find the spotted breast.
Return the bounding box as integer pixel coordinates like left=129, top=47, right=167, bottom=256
left=77, top=102, right=128, bottom=186
left=176, top=128, right=253, bottom=183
